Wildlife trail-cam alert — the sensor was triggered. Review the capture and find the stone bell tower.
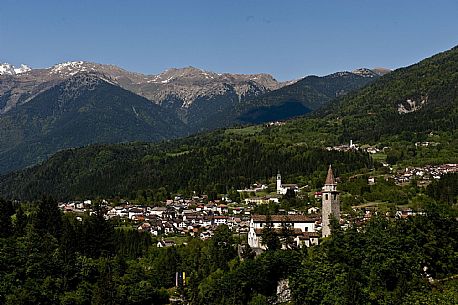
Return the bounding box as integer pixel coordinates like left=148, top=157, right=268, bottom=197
left=321, top=165, right=340, bottom=237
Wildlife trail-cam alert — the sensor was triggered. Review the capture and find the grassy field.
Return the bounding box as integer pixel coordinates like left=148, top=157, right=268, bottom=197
left=372, top=152, right=387, bottom=162
left=166, top=150, right=190, bottom=157
left=161, top=235, right=190, bottom=245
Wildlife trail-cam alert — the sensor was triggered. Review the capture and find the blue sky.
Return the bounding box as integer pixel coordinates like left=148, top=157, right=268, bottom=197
left=1, top=0, right=457, bottom=80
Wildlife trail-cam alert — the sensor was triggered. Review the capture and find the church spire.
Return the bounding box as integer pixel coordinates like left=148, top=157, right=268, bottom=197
left=325, top=165, right=336, bottom=185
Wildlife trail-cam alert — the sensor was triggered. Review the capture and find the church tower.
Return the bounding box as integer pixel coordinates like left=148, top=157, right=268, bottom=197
left=321, top=165, right=340, bottom=237
left=276, top=172, right=282, bottom=194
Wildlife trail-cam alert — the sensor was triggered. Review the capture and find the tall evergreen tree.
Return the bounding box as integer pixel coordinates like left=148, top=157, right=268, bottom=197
left=33, top=196, right=63, bottom=238
left=208, top=224, right=236, bottom=271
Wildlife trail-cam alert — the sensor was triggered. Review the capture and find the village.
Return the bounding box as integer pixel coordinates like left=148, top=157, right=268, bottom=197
left=392, top=163, right=458, bottom=184
left=56, top=165, right=438, bottom=251
left=57, top=169, right=335, bottom=249
left=326, top=140, right=458, bottom=185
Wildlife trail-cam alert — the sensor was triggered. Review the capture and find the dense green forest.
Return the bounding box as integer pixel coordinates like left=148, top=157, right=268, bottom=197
left=0, top=132, right=373, bottom=200
left=427, top=173, right=458, bottom=204
left=1, top=195, right=457, bottom=304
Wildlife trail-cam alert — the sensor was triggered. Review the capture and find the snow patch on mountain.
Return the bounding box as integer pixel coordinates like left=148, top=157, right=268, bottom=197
left=14, top=64, right=32, bottom=74
left=0, top=63, right=31, bottom=75
left=50, top=61, right=96, bottom=76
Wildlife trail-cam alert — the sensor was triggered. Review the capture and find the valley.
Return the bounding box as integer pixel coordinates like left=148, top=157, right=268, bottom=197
left=1, top=36, right=457, bottom=305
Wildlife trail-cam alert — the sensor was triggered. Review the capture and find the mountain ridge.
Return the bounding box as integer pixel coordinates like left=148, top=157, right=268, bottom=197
left=0, top=72, right=186, bottom=173
left=0, top=45, right=456, bottom=199
left=0, top=60, right=388, bottom=174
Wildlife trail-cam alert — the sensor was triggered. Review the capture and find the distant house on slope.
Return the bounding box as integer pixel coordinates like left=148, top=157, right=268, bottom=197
left=157, top=239, right=176, bottom=248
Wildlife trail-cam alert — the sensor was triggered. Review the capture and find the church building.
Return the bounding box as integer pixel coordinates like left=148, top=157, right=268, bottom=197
left=276, top=172, right=299, bottom=195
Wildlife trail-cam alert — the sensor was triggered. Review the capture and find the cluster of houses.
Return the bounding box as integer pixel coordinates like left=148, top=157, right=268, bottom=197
left=57, top=167, right=342, bottom=251
left=326, top=140, right=387, bottom=155
left=346, top=205, right=425, bottom=227
left=60, top=197, right=253, bottom=240
left=237, top=183, right=269, bottom=194
left=265, top=121, right=286, bottom=127
left=58, top=162, right=445, bottom=251
left=414, top=141, right=440, bottom=148
left=59, top=195, right=326, bottom=249
left=393, top=164, right=458, bottom=184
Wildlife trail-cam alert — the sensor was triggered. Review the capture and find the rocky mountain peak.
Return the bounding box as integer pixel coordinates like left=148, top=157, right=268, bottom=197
left=148, top=66, right=219, bottom=84
left=351, top=68, right=380, bottom=78
left=352, top=67, right=391, bottom=77
left=64, top=71, right=114, bottom=87
left=371, top=67, right=391, bottom=76
left=56, top=71, right=116, bottom=102
left=50, top=61, right=102, bottom=76
left=0, top=63, right=31, bottom=75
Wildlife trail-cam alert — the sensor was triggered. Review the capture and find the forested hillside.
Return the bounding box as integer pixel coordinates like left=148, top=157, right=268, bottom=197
left=236, top=71, right=378, bottom=124
left=0, top=129, right=372, bottom=200
left=319, top=46, right=458, bottom=142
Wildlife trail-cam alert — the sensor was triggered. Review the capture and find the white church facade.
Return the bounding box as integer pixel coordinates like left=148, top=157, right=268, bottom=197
left=276, top=172, right=299, bottom=195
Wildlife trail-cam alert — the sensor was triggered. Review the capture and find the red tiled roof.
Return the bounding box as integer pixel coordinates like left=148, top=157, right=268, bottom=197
left=254, top=228, right=304, bottom=235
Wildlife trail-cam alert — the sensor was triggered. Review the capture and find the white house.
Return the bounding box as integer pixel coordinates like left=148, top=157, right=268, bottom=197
left=157, top=239, right=176, bottom=248
left=150, top=207, right=167, bottom=217
left=212, top=216, right=228, bottom=225
left=244, top=196, right=280, bottom=205
left=128, top=207, right=144, bottom=220
left=295, top=232, right=320, bottom=247
left=307, top=207, right=320, bottom=214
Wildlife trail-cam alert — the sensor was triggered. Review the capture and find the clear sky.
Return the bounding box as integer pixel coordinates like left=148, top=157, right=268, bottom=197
left=1, top=0, right=457, bottom=80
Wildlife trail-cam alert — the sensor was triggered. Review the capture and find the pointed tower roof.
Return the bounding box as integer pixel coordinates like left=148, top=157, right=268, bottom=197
left=325, top=165, right=336, bottom=185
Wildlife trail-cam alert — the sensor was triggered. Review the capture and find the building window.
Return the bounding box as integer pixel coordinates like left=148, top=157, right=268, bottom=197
left=333, top=194, right=336, bottom=200
left=325, top=194, right=328, bottom=200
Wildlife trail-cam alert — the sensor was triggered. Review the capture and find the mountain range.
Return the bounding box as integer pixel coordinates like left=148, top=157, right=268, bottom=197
left=0, top=61, right=383, bottom=174
left=1, top=44, right=457, bottom=200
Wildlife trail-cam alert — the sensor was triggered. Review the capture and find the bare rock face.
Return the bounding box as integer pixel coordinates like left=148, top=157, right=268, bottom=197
left=397, top=96, right=429, bottom=114
left=276, top=278, right=291, bottom=304
left=352, top=67, right=391, bottom=78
